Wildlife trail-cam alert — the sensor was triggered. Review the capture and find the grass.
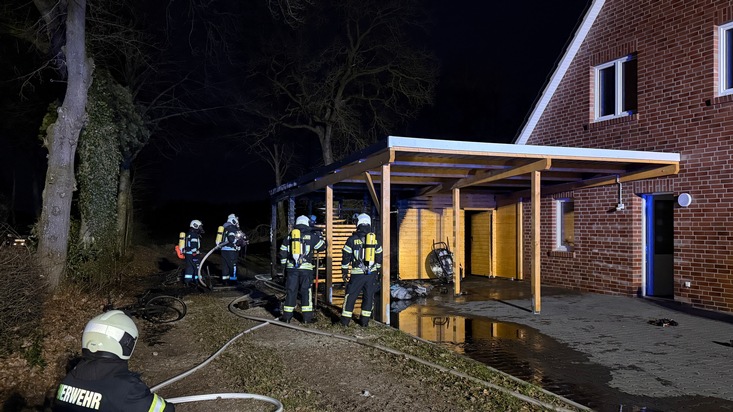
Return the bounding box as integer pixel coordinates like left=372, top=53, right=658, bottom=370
left=184, top=293, right=587, bottom=412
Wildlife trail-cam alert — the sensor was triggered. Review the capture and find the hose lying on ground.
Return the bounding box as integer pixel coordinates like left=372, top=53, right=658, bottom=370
left=150, top=322, right=283, bottom=411
left=227, top=296, right=592, bottom=412
left=165, top=393, right=283, bottom=411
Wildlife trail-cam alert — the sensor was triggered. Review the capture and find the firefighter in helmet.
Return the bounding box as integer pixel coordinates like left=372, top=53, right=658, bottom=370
left=219, top=214, right=247, bottom=283
left=279, top=215, right=327, bottom=323
left=183, top=219, right=204, bottom=286
left=53, top=311, right=174, bottom=411
left=340, top=213, right=383, bottom=327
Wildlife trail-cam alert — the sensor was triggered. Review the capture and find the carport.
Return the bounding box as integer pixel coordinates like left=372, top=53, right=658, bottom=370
left=269, top=136, right=680, bottom=324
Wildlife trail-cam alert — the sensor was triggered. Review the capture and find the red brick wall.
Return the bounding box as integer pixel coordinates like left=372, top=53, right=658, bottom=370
left=524, top=0, right=733, bottom=313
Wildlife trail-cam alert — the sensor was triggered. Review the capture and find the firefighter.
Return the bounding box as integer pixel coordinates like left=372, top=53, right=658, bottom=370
left=183, top=219, right=204, bottom=286
left=340, top=213, right=383, bottom=327
left=53, top=310, right=174, bottom=412
left=279, top=215, right=327, bottom=323
left=219, top=214, right=247, bottom=283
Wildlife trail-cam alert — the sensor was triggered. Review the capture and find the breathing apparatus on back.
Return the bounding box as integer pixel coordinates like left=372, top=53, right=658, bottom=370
left=354, top=214, right=377, bottom=273
left=215, top=226, right=225, bottom=245
left=175, top=232, right=186, bottom=259
left=289, top=215, right=311, bottom=268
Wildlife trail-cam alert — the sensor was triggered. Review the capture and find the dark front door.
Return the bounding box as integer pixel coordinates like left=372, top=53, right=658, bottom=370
left=645, top=194, right=674, bottom=297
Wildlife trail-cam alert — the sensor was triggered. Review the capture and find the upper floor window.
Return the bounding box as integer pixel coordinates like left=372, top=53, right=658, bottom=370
left=594, top=55, right=637, bottom=121
left=719, top=22, right=733, bottom=96
left=556, top=199, right=574, bottom=252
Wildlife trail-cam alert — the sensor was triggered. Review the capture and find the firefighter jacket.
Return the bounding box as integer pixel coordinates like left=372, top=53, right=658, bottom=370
left=221, top=222, right=246, bottom=252
left=341, top=226, right=383, bottom=275
left=53, top=351, right=174, bottom=412
left=184, top=228, right=202, bottom=255
left=279, top=224, right=327, bottom=271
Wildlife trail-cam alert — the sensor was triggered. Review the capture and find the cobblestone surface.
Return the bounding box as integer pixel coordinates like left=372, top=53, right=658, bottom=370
left=429, top=277, right=733, bottom=411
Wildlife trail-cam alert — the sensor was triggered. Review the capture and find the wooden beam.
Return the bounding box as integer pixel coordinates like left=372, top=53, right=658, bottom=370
left=285, top=149, right=395, bottom=198
left=584, top=163, right=680, bottom=188
left=531, top=171, right=541, bottom=314
left=416, top=184, right=445, bottom=197
left=379, top=163, right=391, bottom=324
left=452, top=159, right=551, bottom=190
left=498, top=163, right=680, bottom=205
left=363, top=172, right=381, bottom=212
left=343, top=175, right=449, bottom=185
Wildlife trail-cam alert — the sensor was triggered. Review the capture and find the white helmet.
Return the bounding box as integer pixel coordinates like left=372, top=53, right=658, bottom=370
left=82, top=310, right=138, bottom=360
left=296, top=215, right=310, bottom=226
left=190, top=219, right=202, bottom=229
left=227, top=214, right=239, bottom=226
left=357, top=213, right=371, bottom=227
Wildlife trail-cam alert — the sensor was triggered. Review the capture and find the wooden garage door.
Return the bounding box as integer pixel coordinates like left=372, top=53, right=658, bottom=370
left=470, top=211, right=491, bottom=276
left=494, top=204, right=517, bottom=278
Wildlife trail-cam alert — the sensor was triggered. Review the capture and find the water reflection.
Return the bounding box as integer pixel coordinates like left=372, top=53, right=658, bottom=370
left=389, top=297, right=733, bottom=412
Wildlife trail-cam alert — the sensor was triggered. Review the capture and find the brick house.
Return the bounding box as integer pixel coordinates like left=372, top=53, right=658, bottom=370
left=516, top=0, right=733, bottom=313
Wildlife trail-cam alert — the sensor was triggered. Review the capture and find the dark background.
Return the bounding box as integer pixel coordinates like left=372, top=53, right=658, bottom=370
left=0, top=1, right=590, bottom=239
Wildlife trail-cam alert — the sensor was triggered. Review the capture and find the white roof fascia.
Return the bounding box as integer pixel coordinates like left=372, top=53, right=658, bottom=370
left=387, top=136, right=680, bottom=163
left=514, top=0, right=606, bottom=145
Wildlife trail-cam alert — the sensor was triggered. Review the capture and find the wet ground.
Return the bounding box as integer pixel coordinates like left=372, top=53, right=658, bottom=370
left=383, top=276, right=733, bottom=412
left=210, top=268, right=733, bottom=412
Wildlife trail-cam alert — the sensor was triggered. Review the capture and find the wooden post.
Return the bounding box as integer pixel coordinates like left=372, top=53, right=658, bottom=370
left=516, top=201, right=524, bottom=280
left=531, top=171, right=541, bottom=314
left=380, top=163, right=391, bottom=324
left=326, top=185, right=334, bottom=304
left=288, top=197, right=295, bottom=231
left=490, top=209, right=496, bottom=277
left=270, top=202, right=277, bottom=278
left=453, top=188, right=461, bottom=294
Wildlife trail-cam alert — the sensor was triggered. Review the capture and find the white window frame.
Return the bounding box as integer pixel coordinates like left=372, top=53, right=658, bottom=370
left=555, top=199, right=574, bottom=252
left=594, top=55, right=636, bottom=121
left=719, top=22, right=733, bottom=96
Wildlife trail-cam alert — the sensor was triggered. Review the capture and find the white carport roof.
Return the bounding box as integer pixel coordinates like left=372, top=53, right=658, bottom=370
left=270, top=136, right=680, bottom=323
left=271, top=136, right=680, bottom=202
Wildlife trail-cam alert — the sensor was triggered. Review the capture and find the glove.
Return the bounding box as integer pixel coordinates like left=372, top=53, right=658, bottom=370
left=341, top=269, right=350, bottom=283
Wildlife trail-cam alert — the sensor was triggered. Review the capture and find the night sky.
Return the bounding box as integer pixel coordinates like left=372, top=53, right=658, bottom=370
left=0, top=1, right=590, bottom=234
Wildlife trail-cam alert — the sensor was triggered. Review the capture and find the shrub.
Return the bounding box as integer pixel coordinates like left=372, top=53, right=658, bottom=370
left=0, top=245, right=47, bottom=356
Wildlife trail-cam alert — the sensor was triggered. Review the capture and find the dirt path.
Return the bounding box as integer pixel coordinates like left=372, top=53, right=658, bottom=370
left=130, top=290, right=586, bottom=412
left=1, top=245, right=585, bottom=412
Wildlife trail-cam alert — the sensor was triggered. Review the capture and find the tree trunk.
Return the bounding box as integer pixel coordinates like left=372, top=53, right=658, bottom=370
left=115, top=166, right=132, bottom=256
left=36, top=0, right=92, bottom=289
left=317, top=124, right=334, bottom=165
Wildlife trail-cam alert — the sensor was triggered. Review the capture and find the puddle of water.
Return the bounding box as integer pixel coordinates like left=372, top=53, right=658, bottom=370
left=389, top=299, right=733, bottom=412
left=390, top=303, right=606, bottom=409
left=325, top=281, right=733, bottom=412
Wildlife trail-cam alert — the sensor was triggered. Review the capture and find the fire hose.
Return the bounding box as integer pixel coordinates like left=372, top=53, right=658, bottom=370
left=149, top=293, right=587, bottom=412
left=150, top=321, right=283, bottom=411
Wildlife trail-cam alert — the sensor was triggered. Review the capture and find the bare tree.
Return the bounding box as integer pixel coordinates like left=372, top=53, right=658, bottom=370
left=33, top=0, right=93, bottom=288
left=256, top=137, right=295, bottom=236
left=244, top=0, right=439, bottom=165
left=266, top=0, right=314, bottom=28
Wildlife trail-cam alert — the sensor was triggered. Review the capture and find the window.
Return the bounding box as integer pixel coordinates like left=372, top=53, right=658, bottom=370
left=556, top=199, right=574, bottom=252
left=594, top=55, right=637, bottom=120
left=719, top=22, right=733, bottom=96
